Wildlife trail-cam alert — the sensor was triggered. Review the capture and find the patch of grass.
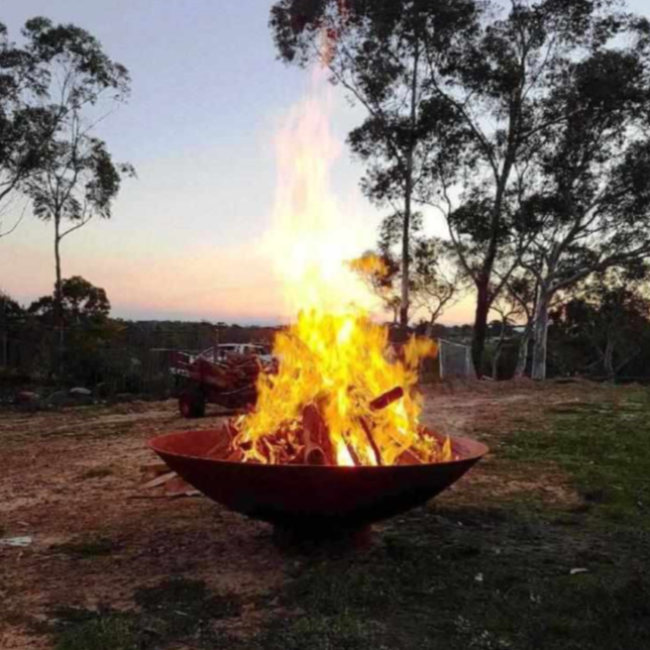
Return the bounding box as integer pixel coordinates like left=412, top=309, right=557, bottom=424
left=266, top=500, right=650, bottom=650
left=78, top=467, right=113, bottom=480
left=56, top=537, right=115, bottom=559
left=502, top=389, right=650, bottom=524
left=134, top=577, right=241, bottom=639
left=257, top=613, right=384, bottom=650
left=287, top=560, right=400, bottom=616
left=48, top=578, right=241, bottom=650
left=54, top=611, right=139, bottom=650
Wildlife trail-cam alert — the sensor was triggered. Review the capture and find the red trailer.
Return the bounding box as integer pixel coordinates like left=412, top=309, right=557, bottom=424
left=171, top=345, right=275, bottom=418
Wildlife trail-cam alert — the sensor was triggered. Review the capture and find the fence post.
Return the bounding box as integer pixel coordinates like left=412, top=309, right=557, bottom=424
left=0, top=300, right=7, bottom=369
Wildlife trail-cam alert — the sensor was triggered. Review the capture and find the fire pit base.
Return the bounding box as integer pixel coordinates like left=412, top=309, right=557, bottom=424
left=272, top=523, right=374, bottom=551
left=148, top=427, right=489, bottom=529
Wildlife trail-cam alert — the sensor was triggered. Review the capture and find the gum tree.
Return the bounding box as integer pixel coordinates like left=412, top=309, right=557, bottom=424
left=0, top=21, right=60, bottom=237
left=517, top=22, right=650, bottom=379
left=18, top=18, right=133, bottom=323
left=413, top=0, right=650, bottom=375
left=551, top=266, right=650, bottom=380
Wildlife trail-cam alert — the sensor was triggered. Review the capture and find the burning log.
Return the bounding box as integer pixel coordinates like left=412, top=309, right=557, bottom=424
left=305, top=446, right=327, bottom=466
left=342, top=436, right=362, bottom=466
left=226, top=380, right=444, bottom=466
left=225, top=448, right=244, bottom=463
left=396, top=448, right=422, bottom=466
left=359, top=417, right=383, bottom=466
left=369, top=386, right=404, bottom=411
left=301, top=402, right=335, bottom=465
left=354, top=386, right=404, bottom=466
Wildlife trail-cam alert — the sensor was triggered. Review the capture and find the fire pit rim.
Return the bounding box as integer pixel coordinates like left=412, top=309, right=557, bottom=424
left=146, top=427, right=489, bottom=469
left=147, top=427, right=489, bottom=528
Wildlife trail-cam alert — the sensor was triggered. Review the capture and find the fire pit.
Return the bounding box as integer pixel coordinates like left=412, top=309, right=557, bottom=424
left=148, top=426, right=488, bottom=531
left=148, top=310, right=490, bottom=536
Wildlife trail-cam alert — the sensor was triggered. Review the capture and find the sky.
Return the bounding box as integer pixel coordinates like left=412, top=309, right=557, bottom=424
left=1, top=0, right=648, bottom=325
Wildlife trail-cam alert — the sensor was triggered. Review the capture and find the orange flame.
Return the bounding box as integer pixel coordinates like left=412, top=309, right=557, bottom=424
left=348, top=252, right=391, bottom=280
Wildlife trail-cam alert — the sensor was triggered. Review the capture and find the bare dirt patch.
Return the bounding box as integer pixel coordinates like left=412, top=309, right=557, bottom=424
left=420, top=379, right=617, bottom=508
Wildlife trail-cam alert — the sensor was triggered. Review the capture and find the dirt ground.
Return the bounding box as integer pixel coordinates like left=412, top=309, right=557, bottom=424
left=0, top=380, right=618, bottom=649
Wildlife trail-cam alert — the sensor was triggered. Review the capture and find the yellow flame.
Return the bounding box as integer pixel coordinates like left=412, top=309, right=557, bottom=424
left=238, top=310, right=442, bottom=465
left=234, top=67, right=451, bottom=466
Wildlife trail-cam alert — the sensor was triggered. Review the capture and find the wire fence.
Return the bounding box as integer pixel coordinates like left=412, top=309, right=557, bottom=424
left=437, top=338, right=475, bottom=379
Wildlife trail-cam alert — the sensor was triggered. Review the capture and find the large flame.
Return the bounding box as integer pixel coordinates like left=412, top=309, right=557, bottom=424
left=232, top=64, right=451, bottom=466
left=265, top=71, right=376, bottom=315
left=237, top=310, right=447, bottom=466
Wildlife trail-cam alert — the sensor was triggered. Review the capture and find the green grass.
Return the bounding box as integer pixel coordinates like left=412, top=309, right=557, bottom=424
left=134, top=577, right=241, bottom=638
left=502, top=390, right=650, bottom=523
left=256, top=613, right=385, bottom=650
left=261, top=504, right=649, bottom=650
left=54, top=611, right=139, bottom=650
left=49, top=578, right=242, bottom=650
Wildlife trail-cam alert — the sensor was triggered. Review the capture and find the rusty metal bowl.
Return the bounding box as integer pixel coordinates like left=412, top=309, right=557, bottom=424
left=148, top=427, right=488, bottom=531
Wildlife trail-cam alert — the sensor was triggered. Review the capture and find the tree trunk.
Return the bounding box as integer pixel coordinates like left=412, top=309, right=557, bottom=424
left=491, top=319, right=507, bottom=380
left=400, top=176, right=411, bottom=330
left=472, top=281, right=491, bottom=378
left=514, top=322, right=532, bottom=378
left=531, top=291, right=552, bottom=380
left=54, top=216, right=65, bottom=379
left=399, top=37, right=420, bottom=331
left=54, top=217, right=63, bottom=327
left=470, top=181, right=509, bottom=376
left=469, top=81, right=523, bottom=376
left=604, top=332, right=615, bottom=381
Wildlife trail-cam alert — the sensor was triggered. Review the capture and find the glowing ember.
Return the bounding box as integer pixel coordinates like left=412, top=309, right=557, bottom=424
left=226, top=53, right=451, bottom=467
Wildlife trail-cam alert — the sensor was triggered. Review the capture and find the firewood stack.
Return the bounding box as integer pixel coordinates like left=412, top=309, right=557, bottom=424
left=207, top=386, right=425, bottom=467
left=199, top=353, right=265, bottom=391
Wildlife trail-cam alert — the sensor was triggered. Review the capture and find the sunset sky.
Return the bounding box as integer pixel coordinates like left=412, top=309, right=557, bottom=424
left=1, top=0, right=648, bottom=325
